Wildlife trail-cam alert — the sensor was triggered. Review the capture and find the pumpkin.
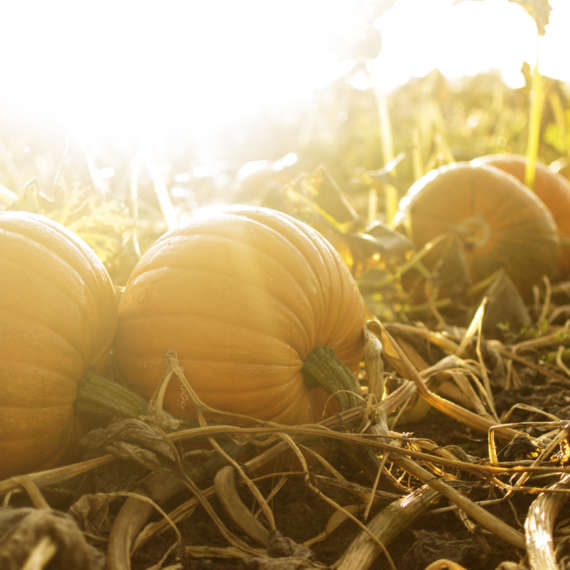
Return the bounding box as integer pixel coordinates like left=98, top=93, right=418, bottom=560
left=474, top=153, right=570, bottom=275
left=0, top=211, right=117, bottom=477
left=394, top=163, right=560, bottom=294
left=115, top=205, right=366, bottom=424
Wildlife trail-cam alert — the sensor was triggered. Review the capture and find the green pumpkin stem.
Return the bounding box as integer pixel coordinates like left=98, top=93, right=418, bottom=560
left=302, top=346, right=361, bottom=410
left=76, top=369, right=150, bottom=420
left=79, top=348, right=362, bottom=422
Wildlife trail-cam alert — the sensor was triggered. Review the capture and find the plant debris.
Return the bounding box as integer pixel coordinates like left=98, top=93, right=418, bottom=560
left=0, top=508, right=104, bottom=570
left=1, top=60, right=570, bottom=570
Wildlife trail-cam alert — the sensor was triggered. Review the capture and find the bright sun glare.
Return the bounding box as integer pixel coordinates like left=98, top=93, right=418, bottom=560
left=374, top=0, right=570, bottom=91
left=1, top=0, right=568, bottom=153
left=1, top=0, right=355, bottom=143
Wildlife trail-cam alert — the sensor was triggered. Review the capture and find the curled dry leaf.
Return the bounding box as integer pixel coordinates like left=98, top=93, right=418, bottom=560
left=80, top=418, right=178, bottom=469
left=69, top=493, right=118, bottom=538
left=481, top=269, right=531, bottom=338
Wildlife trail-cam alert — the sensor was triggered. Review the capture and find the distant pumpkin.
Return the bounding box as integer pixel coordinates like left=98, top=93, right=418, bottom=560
left=115, top=206, right=366, bottom=424
left=0, top=212, right=117, bottom=477
left=474, top=153, right=570, bottom=275
left=395, top=162, right=560, bottom=294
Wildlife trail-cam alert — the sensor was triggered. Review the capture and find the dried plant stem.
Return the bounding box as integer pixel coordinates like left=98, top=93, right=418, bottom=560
left=279, top=429, right=397, bottom=570
left=370, top=321, right=521, bottom=441
left=107, top=475, right=186, bottom=570
left=412, top=128, right=424, bottom=179
left=383, top=322, right=460, bottom=354
left=525, top=60, right=543, bottom=189
left=184, top=545, right=252, bottom=560
left=121, top=419, right=562, bottom=560
left=200, top=407, right=276, bottom=536
left=473, top=303, right=499, bottom=420
left=0, top=456, right=113, bottom=497
left=21, top=536, right=58, bottom=570
left=497, top=346, right=570, bottom=385
left=525, top=473, right=570, bottom=570
left=511, top=426, right=570, bottom=492
left=370, top=422, right=525, bottom=550
left=400, top=457, right=524, bottom=549
left=129, top=152, right=143, bottom=258
left=17, top=479, right=50, bottom=510
left=3, top=413, right=560, bottom=501
left=133, top=489, right=203, bottom=553
left=364, top=326, right=385, bottom=401
left=108, top=438, right=256, bottom=570
left=374, top=87, right=398, bottom=225
left=537, top=276, right=552, bottom=325
left=176, top=463, right=264, bottom=556
left=336, top=484, right=440, bottom=570
left=511, top=325, right=570, bottom=352
left=0, top=389, right=394, bottom=499
left=213, top=466, right=270, bottom=545
left=555, top=345, right=570, bottom=376
left=146, top=158, right=177, bottom=230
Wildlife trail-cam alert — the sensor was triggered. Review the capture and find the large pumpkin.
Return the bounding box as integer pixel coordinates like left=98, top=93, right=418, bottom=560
left=474, top=153, right=570, bottom=275
left=115, top=205, right=366, bottom=424
left=0, top=212, right=117, bottom=477
left=395, top=163, right=560, bottom=294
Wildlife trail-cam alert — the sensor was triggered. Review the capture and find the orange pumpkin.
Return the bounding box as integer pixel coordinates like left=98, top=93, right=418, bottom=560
left=115, top=205, right=366, bottom=424
left=0, top=212, right=117, bottom=477
left=395, top=163, right=560, bottom=294
left=474, top=153, right=570, bottom=275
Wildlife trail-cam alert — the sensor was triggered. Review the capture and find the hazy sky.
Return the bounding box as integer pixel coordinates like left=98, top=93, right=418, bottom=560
left=0, top=0, right=566, bottom=144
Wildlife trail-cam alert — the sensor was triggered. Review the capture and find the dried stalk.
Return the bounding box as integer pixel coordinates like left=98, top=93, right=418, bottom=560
left=370, top=422, right=525, bottom=550
left=107, top=437, right=254, bottom=570
left=0, top=456, right=113, bottom=497
left=525, top=473, right=570, bottom=570
left=213, top=466, right=270, bottom=545
left=370, top=321, right=521, bottom=441
left=106, top=474, right=186, bottom=570
left=336, top=484, right=440, bottom=570
left=21, top=536, right=58, bottom=570
left=280, top=430, right=397, bottom=570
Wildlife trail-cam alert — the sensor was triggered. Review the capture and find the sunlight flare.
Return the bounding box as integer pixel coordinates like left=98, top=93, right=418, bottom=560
left=0, top=0, right=568, bottom=150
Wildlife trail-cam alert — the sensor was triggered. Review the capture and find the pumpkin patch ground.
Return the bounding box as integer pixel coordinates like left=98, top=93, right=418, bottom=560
left=2, top=7, right=570, bottom=568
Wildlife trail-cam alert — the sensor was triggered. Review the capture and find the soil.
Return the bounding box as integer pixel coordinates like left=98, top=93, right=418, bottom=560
left=124, top=374, right=569, bottom=570
left=2, top=354, right=569, bottom=570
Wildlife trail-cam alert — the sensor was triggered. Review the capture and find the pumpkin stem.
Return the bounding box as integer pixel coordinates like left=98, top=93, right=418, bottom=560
left=76, top=369, right=151, bottom=420
left=302, top=346, right=361, bottom=410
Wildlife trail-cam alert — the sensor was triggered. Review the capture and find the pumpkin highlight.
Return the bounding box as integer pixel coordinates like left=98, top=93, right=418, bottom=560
left=395, top=163, right=560, bottom=294
left=0, top=212, right=117, bottom=477
left=115, top=206, right=366, bottom=424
